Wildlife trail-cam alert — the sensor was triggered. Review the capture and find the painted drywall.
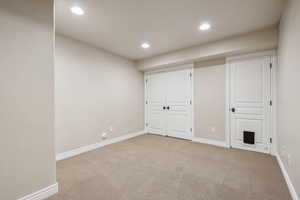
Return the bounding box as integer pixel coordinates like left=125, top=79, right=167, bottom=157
left=0, top=1, right=56, bottom=200
left=277, top=0, right=300, bottom=197
left=56, top=0, right=283, bottom=60
left=55, top=35, right=144, bottom=154
left=194, top=59, right=226, bottom=141
left=137, top=27, right=278, bottom=71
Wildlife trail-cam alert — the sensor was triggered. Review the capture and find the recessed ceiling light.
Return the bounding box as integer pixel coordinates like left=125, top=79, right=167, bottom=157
left=70, top=6, right=84, bottom=15
left=199, top=23, right=211, bottom=31
left=141, top=42, right=150, bottom=49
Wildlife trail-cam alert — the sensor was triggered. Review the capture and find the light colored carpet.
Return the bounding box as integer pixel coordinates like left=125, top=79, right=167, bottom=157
left=49, top=134, right=291, bottom=200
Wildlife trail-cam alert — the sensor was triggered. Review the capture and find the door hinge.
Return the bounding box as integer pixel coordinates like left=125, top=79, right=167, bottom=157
left=270, top=63, right=273, bottom=69
left=145, top=79, right=148, bottom=83
left=146, top=123, right=148, bottom=127
left=190, top=128, right=192, bottom=132
left=190, top=100, right=192, bottom=105
left=270, top=138, right=273, bottom=143
left=146, top=101, right=148, bottom=104
left=189, top=72, right=192, bottom=78
left=269, top=100, right=272, bottom=106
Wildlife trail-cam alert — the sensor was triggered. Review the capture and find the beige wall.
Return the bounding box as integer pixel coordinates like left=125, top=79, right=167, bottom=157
left=277, top=0, right=300, bottom=196
left=55, top=35, right=144, bottom=154
left=0, top=1, right=56, bottom=200
left=194, top=59, right=226, bottom=141
left=137, top=27, right=278, bottom=71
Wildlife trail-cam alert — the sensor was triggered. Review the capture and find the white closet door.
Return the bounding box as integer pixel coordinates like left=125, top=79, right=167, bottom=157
left=229, top=56, right=271, bottom=153
left=147, top=72, right=166, bottom=135
left=165, top=69, right=192, bottom=139
left=146, top=68, right=193, bottom=139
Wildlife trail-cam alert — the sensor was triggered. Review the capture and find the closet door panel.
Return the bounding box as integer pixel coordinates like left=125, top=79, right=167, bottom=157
left=165, top=69, right=192, bottom=139
left=147, top=73, right=166, bottom=135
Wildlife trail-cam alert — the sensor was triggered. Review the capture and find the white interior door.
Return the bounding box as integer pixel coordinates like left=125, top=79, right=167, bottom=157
left=165, top=69, right=192, bottom=139
left=146, top=68, right=193, bottom=139
left=146, top=72, right=166, bottom=135
left=229, top=56, right=271, bottom=153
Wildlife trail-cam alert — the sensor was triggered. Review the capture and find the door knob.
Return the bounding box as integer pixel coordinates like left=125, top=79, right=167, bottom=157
left=163, top=106, right=166, bottom=110
left=167, top=106, right=170, bottom=110
left=231, top=108, right=235, bottom=113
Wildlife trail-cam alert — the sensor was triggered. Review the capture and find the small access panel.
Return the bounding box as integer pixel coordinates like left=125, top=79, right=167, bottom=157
left=243, top=131, right=255, bottom=145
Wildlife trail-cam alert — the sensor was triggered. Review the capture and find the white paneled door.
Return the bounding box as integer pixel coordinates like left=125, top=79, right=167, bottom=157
left=146, top=68, right=193, bottom=140
left=229, top=55, right=272, bottom=153
left=146, top=72, right=166, bottom=135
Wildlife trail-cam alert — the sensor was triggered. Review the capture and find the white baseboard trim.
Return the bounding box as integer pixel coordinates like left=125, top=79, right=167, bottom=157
left=18, top=183, right=58, bottom=200
left=148, top=132, right=165, bottom=136
left=192, top=137, right=230, bottom=148
left=276, top=154, right=299, bottom=200
left=56, top=130, right=146, bottom=161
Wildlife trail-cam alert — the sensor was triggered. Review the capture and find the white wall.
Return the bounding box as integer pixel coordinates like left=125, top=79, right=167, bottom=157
left=194, top=59, right=226, bottom=141
left=55, top=35, right=144, bottom=154
left=0, top=1, right=56, bottom=200
left=137, top=27, right=278, bottom=71
left=277, top=0, right=300, bottom=196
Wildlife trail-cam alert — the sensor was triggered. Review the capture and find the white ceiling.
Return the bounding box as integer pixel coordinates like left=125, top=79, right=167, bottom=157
left=55, top=0, right=284, bottom=60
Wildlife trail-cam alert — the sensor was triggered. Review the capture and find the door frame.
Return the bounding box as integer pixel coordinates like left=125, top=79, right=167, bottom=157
left=144, top=63, right=194, bottom=139
left=225, top=50, right=277, bottom=155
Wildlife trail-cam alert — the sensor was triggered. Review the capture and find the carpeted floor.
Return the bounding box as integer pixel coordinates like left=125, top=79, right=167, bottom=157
left=49, top=134, right=291, bottom=200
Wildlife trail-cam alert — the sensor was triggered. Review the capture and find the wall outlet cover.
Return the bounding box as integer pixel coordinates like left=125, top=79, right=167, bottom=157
left=281, top=146, right=287, bottom=156
left=287, top=154, right=292, bottom=166
left=102, top=132, right=107, bottom=139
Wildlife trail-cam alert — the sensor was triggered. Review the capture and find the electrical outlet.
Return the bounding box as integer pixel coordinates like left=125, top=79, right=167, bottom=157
left=287, top=154, right=292, bottom=166
left=211, top=127, right=216, bottom=133
left=281, top=146, right=287, bottom=156
left=102, top=132, right=107, bottom=139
